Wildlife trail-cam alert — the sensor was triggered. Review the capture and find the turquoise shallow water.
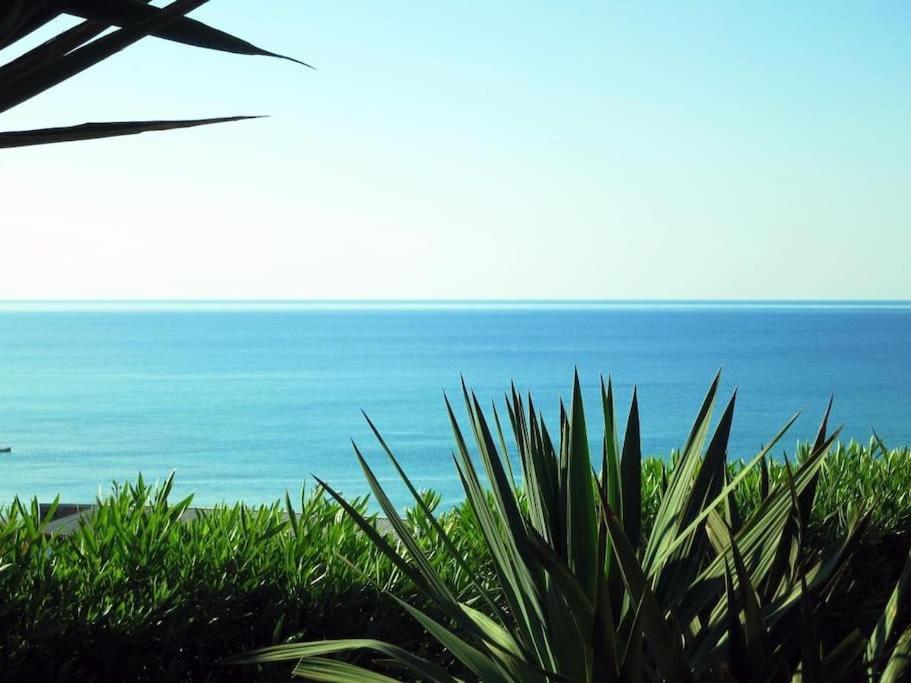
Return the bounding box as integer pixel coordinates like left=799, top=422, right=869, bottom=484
left=1, top=302, right=909, bottom=509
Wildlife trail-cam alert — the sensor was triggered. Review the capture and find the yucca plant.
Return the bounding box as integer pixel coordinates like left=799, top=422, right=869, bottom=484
left=0, top=0, right=306, bottom=147
left=239, top=372, right=911, bottom=681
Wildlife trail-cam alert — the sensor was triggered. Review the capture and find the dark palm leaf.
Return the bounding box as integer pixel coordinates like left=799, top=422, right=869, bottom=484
left=0, top=0, right=307, bottom=147
left=0, top=115, right=262, bottom=147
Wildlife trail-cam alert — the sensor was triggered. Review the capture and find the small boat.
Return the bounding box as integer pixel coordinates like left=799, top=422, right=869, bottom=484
left=0, top=446, right=10, bottom=453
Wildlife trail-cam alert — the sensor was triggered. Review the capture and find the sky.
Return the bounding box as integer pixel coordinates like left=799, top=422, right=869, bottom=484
left=1, top=1, right=909, bottom=300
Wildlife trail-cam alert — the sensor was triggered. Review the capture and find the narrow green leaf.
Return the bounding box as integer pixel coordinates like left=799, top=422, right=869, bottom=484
left=233, top=639, right=458, bottom=683
left=291, top=657, right=401, bottom=682
left=566, top=370, right=598, bottom=598
left=868, top=547, right=911, bottom=665
left=597, top=488, right=687, bottom=682
left=880, top=625, right=911, bottom=683
left=620, top=387, right=641, bottom=551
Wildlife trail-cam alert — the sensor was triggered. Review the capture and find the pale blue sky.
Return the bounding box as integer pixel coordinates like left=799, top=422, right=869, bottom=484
left=1, top=1, right=909, bottom=299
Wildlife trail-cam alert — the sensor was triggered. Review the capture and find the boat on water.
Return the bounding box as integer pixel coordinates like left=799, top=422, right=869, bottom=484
left=0, top=446, right=10, bottom=453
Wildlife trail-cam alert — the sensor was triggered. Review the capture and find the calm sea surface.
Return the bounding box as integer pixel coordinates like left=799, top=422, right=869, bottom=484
left=1, top=302, right=909, bottom=508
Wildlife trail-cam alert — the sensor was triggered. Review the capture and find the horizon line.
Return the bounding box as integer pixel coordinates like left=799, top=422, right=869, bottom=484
left=0, top=296, right=909, bottom=302
left=0, top=298, right=909, bottom=308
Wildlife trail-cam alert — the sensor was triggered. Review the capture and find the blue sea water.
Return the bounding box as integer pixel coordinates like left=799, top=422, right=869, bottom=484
left=1, top=302, right=909, bottom=509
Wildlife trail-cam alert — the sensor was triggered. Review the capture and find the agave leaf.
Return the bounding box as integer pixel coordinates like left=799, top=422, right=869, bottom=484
left=494, top=401, right=519, bottom=485
left=654, top=410, right=801, bottom=581
left=309, top=476, right=442, bottom=612
left=465, top=387, right=528, bottom=555
left=558, top=401, right=570, bottom=531
left=460, top=603, right=552, bottom=683
left=519, top=392, right=561, bottom=543
left=705, top=509, right=731, bottom=555
left=461, top=398, right=551, bottom=644
left=618, top=593, right=647, bottom=683
left=231, top=639, right=459, bottom=683
left=655, top=392, right=737, bottom=605
left=56, top=0, right=312, bottom=66
left=598, top=378, right=624, bottom=621
left=642, top=372, right=720, bottom=576
left=820, top=629, right=865, bottom=682
left=723, top=560, right=749, bottom=679
left=600, top=377, right=622, bottom=524
left=453, top=455, right=556, bottom=671
left=0, top=116, right=262, bottom=147
left=759, top=478, right=801, bottom=604
left=361, top=412, right=506, bottom=622
left=760, top=486, right=869, bottom=629
left=592, top=554, right=620, bottom=683
left=395, top=597, right=511, bottom=683
left=879, top=625, right=911, bottom=683
left=351, top=442, right=488, bottom=640
left=566, top=370, right=598, bottom=599
left=867, top=547, right=911, bottom=667
left=799, top=578, right=821, bottom=683
left=525, top=530, right=595, bottom=627
left=538, top=407, right=565, bottom=545
left=597, top=488, right=688, bottom=682
left=676, top=425, right=839, bottom=632
left=797, top=398, right=833, bottom=533
left=728, top=527, right=767, bottom=672
left=460, top=603, right=522, bottom=660
left=292, top=657, right=401, bottom=682
left=620, top=387, right=642, bottom=552
left=447, top=396, right=551, bottom=663
left=262, top=477, right=524, bottom=681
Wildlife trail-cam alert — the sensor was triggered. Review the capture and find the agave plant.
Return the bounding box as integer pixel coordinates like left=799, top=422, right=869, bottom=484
left=0, top=0, right=307, bottom=147
left=240, top=373, right=911, bottom=681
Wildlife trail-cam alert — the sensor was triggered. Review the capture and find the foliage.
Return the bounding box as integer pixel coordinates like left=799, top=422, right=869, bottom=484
left=0, top=0, right=306, bottom=148
left=241, top=373, right=911, bottom=681
left=1, top=400, right=910, bottom=679
left=0, top=476, right=487, bottom=681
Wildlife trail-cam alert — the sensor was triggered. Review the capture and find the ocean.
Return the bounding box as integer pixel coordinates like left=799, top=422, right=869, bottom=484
left=1, top=302, right=909, bottom=509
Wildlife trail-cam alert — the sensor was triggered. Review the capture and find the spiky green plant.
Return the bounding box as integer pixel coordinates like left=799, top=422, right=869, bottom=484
left=0, top=0, right=307, bottom=147
left=240, top=373, right=911, bottom=681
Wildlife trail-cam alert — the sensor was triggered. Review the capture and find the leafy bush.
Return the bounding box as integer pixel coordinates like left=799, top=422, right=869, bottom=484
left=0, top=477, right=486, bottom=681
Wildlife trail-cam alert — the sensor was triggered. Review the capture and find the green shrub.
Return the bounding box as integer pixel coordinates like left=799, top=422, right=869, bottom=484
left=242, top=374, right=911, bottom=681
left=0, top=477, right=486, bottom=681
